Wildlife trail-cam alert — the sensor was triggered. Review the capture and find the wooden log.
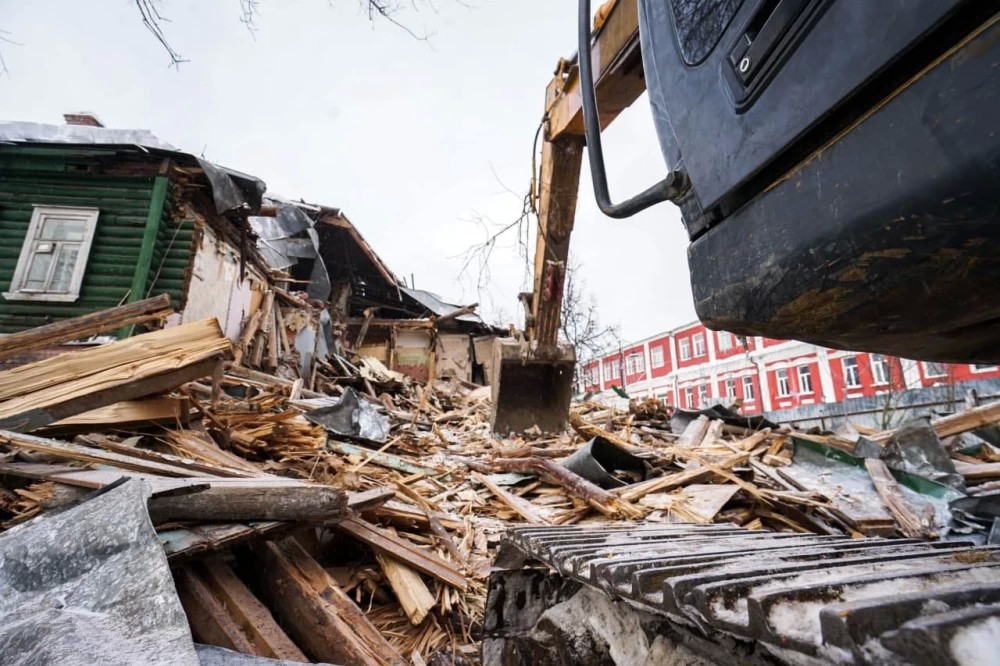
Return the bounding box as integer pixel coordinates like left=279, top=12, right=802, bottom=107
left=254, top=538, right=407, bottom=666
left=148, top=482, right=347, bottom=523
left=493, top=456, right=643, bottom=519
left=865, top=458, right=937, bottom=538
left=0, top=294, right=172, bottom=361
left=376, top=552, right=436, bottom=625
left=337, top=516, right=467, bottom=590
left=198, top=559, right=308, bottom=662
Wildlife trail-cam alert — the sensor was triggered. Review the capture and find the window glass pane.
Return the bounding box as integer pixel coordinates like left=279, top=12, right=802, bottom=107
left=40, top=217, right=87, bottom=241
left=49, top=246, right=80, bottom=292
left=23, top=251, right=54, bottom=290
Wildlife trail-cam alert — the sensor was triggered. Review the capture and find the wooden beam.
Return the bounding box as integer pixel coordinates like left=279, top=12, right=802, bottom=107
left=175, top=567, right=259, bottom=654
left=125, top=173, right=170, bottom=314
left=337, top=516, right=467, bottom=590
left=198, top=559, right=308, bottom=662
left=0, top=294, right=172, bottom=361
left=545, top=0, right=644, bottom=140
left=253, top=538, right=407, bottom=666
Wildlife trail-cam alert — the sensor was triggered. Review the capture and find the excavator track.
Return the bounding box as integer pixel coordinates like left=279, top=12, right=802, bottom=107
left=484, top=524, right=1000, bottom=665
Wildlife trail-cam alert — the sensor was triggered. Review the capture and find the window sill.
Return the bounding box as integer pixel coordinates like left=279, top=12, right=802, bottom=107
left=3, top=291, right=81, bottom=303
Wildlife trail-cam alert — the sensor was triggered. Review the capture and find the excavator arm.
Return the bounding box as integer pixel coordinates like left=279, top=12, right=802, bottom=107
left=490, top=0, right=647, bottom=434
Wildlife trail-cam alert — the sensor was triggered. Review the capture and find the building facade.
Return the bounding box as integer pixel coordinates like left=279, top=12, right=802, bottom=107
left=580, top=322, right=1000, bottom=415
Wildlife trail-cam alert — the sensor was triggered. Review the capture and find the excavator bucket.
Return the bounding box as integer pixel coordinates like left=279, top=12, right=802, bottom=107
left=490, top=338, right=575, bottom=435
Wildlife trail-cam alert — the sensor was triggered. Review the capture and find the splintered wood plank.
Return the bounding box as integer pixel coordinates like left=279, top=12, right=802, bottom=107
left=0, top=430, right=218, bottom=477
left=161, top=521, right=286, bottom=563
left=0, top=318, right=230, bottom=401
left=0, top=357, right=223, bottom=432
left=199, top=559, right=308, bottom=662
left=78, top=433, right=255, bottom=478
left=337, top=517, right=467, bottom=590
left=254, top=538, right=407, bottom=666
left=175, top=567, right=258, bottom=655
left=472, top=471, right=548, bottom=525
left=45, top=396, right=188, bottom=430
left=376, top=552, right=436, bottom=625
left=0, top=294, right=172, bottom=361
left=865, top=458, right=937, bottom=539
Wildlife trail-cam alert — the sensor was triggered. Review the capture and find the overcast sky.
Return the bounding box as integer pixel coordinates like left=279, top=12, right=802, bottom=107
left=0, top=0, right=697, bottom=346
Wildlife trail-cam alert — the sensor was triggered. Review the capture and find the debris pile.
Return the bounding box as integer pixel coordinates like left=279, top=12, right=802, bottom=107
left=2, top=302, right=1000, bottom=664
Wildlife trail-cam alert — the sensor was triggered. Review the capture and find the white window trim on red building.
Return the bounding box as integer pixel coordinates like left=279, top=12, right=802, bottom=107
left=579, top=320, right=1000, bottom=415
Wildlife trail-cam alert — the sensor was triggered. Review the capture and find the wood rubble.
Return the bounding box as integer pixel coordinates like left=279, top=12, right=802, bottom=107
left=3, top=299, right=1000, bottom=664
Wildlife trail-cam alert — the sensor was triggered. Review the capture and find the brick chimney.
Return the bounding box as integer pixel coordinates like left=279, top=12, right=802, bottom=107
left=63, top=112, right=104, bottom=128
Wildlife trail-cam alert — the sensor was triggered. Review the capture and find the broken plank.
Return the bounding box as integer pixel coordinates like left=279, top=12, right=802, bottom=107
left=326, top=440, right=444, bottom=477
left=198, top=559, right=308, bottom=662
left=865, top=458, right=938, bottom=539
left=0, top=356, right=223, bottom=433
left=347, top=487, right=397, bottom=513
left=44, top=396, right=189, bottom=431
left=472, top=471, right=548, bottom=525
left=376, top=552, right=436, bottom=625
left=254, top=538, right=407, bottom=666
left=161, top=521, right=286, bottom=563
left=78, top=433, right=256, bottom=478
left=337, top=516, right=467, bottom=590
left=0, top=430, right=218, bottom=477
left=0, top=294, right=172, bottom=362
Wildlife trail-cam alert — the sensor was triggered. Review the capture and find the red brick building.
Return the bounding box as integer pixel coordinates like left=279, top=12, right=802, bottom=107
left=580, top=322, right=1000, bottom=414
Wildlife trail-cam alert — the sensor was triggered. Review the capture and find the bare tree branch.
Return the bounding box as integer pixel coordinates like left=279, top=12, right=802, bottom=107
left=130, top=1, right=445, bottom=67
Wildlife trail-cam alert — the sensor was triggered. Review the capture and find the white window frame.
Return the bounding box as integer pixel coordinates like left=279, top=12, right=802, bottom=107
left=693, top=332, right=706, bottom=357
left=776, top=368, right=791, bottom=397
left=743, top=376, right=755, bottom=402
left=718, top=331, right=732, bottom=352
left=842, top=356, right=862, bottom=388
left=871, top=354, right=890, bottom=385
left=922, top=361, right=948, bottom=379
left=725, top=378, right=737, bottom=400
left=797, top=365, right=813, bottom=394
left=973, top=364, right=999, bottom=373
left=698, top=383, right=709, bottom=406
left=679, top=338, right=691, bottom=360
left=683, top=387, right=693, bottom=408
left=651, top=345, right=665, bottom=368
left=5, top=206, right=99, bottom=303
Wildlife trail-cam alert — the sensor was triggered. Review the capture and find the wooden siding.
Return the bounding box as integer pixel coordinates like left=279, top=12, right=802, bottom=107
left=0, top=147, right=194, bottom=333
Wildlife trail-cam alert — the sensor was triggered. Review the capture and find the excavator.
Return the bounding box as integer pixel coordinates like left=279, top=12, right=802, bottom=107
left=491, top=0, right=1000, bottom=434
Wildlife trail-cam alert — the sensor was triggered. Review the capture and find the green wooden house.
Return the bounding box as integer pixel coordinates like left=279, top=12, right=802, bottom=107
left=0, top=118, right=266, bottom=337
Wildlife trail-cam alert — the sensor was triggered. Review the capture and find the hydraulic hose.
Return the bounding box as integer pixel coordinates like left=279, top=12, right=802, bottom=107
left=578, top=0, right=688, bottom=218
